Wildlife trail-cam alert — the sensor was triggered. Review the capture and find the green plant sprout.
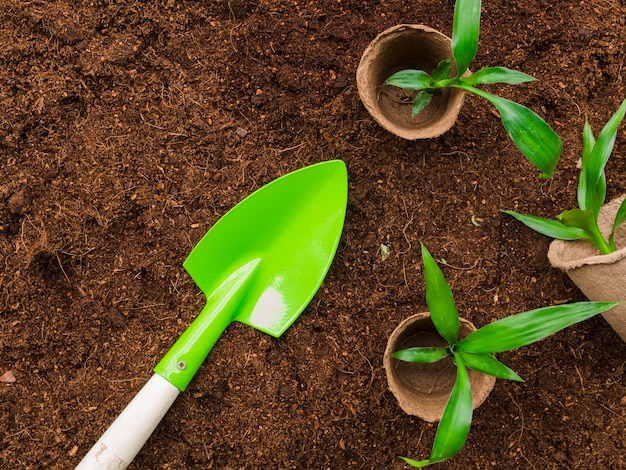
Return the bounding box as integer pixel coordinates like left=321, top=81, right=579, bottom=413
left=383, top=0, right=562, bottom=178
left=504, top=98, right=626, bottom=254
left=392, top=243, right=617, bottom=467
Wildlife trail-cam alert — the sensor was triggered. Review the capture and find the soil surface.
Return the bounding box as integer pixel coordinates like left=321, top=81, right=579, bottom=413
left=2, top=1, right=626, bottom=468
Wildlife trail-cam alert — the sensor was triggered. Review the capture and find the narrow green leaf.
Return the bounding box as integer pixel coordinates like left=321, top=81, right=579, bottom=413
left=399, top=456, right=430, bottom=468
left=412, top=91, right=433, bottom=117
left=577, top=118, right=596, bottom=210
left=456, top=301, right=619, bottom=353
left=489, top=95, right=562, bottom=178
left=558, top=208, right=596, bottom=230
left=582, top=118, right=596, bottom=159
left=393, top=347, right=450, bottom=364
left=457, top=351, right=523, bottom=382
left=428, top=354, right=473, bottom=465
left=384, top=69, right=433, bottom=90
left=400, top=356, right=474, bottom=467
left=583, top=167, right=607, bottom=222
left=452, top=0, right=482, bottom=77
left=609, top=198, right=626, bottom=250
left=421, top=243, right=459, bottom=344
left=558, top=208, right=611, bottom=254
left=502, top=210, right=590, bottom=241
left=455, top=86, right=562, bottom=178
left=431, top=58, right=453, bottom=82
left=462, top=67, right=536, bottom=86
left=583, top=98, right=626, bottom=215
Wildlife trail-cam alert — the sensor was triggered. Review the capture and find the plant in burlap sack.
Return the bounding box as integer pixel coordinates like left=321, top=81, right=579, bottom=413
left=504, top=98, right=626, bottom=341
left=503, top=98, right=626, bottom=253
left=392, top=244, right=617, bottom=468
left=383, top=0, right=562, bottom=178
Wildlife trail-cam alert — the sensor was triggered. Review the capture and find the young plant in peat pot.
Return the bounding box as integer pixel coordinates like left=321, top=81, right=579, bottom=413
left=384, top=244, right=617, bottom=467
left=504, top=98, right=626, bottom=340
left=357, top=0, right=562, bottom=178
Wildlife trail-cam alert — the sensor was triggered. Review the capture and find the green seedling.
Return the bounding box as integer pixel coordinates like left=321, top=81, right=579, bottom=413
left=393, top=243, right=617, bottom=467
left=383, top=0, right=562, bottom=178
left=504, top=98, right=626, bottom=254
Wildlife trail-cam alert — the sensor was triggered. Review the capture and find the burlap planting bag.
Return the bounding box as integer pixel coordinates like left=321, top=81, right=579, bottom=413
left=548, top=196, right=626, bottom=341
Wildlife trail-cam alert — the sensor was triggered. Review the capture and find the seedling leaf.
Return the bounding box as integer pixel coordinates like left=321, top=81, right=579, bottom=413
left=582, top=98, right=626, bottom=215
left=399, top=456, right=430, bottom=468
left=463, top=67, right=536, bottom=86
left=412, top=92, right=433, bottom=117
left=431, top=59, right=453, bottom=82
left=456, top=86, right=562, bottom=178
left=392, top=347, right=450, bottom=363
left=558, top=208, right=611, bottom=254
left=452, top=0, right=482, bottom=77
left=456, top=302, right=619, bottom=353
left=502, top=210, right=590, bottom=240
left=457, top=351, right=523, bottom=382
left=401, top=354, right=473, bottom=467
left=609, top=198, right=626, bottom=250
left=577, top=118, right=596, bottom=210
left=427, top=354, right=473, bottom=465
left=421, top=243, right=459, bottom=344
left=384, top=70, right=432, bottom=90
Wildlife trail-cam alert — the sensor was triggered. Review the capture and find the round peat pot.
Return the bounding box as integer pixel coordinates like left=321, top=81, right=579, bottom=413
left=383, top=312, right=496, bottom=422
left=356, top=24, right=466, bottom=140
left=548, top=195, right=626, bottom=342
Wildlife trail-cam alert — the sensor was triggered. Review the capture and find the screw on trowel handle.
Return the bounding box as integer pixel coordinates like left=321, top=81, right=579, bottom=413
left=75, top=374, right=180, bottom=470
left=153, top=297, right=236, bottom=392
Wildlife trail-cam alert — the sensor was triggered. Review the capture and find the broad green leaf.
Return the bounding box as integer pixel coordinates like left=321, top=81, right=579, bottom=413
left=609, top=198, right=626, bottom=251
left=428, top=354, right=473, bottom=465
left=384, top=69, right=433, bottom=90
left=421, top=243, right=459, bottom=344
left=558, top=208, right=611, bottom=254
left=393, top=347, right=450, bottom=363
left=558, top=208, right=596, bottom=229
left=431, top=58, right=453, bottom=82
left=462, top=67, right=536, bottom=86
left=583, top=98, right=626, bottom=215
left=456, top=86, right=562, bottom=178
left=502, top=210, right=590, bottom=241
left=412, top=91, right=433, bottom=117
left=457, top=351, right=523, bottom=382
left=577, top=118, right=596, bottom=210
left=456, top=301, right=619, bottom=353
left=452, top=0, right=482, bottom=77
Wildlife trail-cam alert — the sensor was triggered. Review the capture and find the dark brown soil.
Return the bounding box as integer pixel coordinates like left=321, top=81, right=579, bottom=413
left=2, top=1, right=626, bottom=468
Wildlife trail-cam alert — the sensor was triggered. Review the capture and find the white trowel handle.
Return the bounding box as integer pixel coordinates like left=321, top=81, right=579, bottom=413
left=75, top=374, right=180, bottom=470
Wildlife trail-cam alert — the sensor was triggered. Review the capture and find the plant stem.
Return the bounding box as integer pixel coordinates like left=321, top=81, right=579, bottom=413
left=431, top=78, right=460, bottom=89
left=587, top=222, right=613, bottom=255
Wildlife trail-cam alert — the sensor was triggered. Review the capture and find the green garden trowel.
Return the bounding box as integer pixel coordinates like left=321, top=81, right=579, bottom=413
left=76, top=160, right=348, bottom=469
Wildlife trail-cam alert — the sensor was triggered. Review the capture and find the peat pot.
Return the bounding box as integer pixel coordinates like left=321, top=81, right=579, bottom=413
left=383, top=312, right=496, bottom=422
left=548, top=195, right=626, bottom=342
left=356, top=24, right=466, bottom=140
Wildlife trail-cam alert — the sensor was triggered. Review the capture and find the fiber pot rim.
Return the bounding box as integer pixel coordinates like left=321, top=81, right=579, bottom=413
left=383, top=312, right=496, bottom=422
left=356, top=24, right=467, bottom=140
